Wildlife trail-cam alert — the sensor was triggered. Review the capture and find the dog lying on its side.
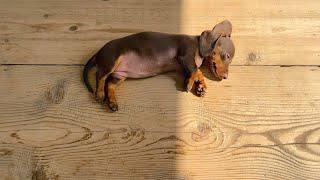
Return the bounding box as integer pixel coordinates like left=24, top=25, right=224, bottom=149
left=83, top=20, right=235, bottom=111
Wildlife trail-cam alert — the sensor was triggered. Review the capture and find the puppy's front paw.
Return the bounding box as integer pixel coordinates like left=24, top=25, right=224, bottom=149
left=95, top=91, right=105, bottom=103
left=195, top=81, right=207, bottom=97
left=108, top=101, right=118, bottom=112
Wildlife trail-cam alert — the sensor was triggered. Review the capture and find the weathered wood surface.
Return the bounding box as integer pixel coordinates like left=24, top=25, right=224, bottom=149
left=1, top=0, right=320, bottom=179
left=0, top=66, right=320, bottom=179
left=0, top=0, right=320, bottom=65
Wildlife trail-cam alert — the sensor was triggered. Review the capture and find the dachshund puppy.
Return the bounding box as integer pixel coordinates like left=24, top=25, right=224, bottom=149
left=83, top=20, right=235, bottom=111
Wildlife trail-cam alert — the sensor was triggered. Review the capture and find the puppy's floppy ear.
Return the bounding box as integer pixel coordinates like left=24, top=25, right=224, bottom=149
left=212, top=20, right=232, bottom=41
left=199, top=20, right=232, bottom=57
left=199, top=30, right=216, bottom=57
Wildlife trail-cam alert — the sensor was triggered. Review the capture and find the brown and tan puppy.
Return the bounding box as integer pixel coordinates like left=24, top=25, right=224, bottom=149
left=83, top=20, right=235, bottom=111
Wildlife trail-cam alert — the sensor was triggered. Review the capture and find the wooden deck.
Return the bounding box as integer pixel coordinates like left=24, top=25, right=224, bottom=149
left=0, top=0, right=320, bottom=179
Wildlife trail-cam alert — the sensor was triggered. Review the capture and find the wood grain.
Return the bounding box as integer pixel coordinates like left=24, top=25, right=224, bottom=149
left=0, top=0, right=320, bottom=65
left=0, top=66, right=319, bottom=179
left=1, top=0, right=320, bottom=179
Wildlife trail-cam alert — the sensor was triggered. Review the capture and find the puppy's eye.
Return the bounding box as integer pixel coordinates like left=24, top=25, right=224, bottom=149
left=221, top=53, right=231, bottom=62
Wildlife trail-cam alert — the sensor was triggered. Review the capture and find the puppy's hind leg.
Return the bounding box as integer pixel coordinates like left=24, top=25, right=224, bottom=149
left=95, top=69, right=109, bottom=102
left=106, top=75, right=126, bottom=112
left=95, top=57, right=121, bottom=103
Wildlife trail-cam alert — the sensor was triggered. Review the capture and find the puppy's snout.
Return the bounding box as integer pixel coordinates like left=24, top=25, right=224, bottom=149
left=222, top=73, right=228, bottom=79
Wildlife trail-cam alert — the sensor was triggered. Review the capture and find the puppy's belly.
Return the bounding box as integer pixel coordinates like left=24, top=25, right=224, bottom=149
left=114, top=52, right=179, bottom=78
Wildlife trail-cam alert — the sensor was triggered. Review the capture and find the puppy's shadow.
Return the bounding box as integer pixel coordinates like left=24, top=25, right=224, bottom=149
left=163, top=72, right=186, bottom=92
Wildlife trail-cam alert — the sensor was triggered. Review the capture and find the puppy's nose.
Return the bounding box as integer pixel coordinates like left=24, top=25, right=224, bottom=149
left=222, top=74, right=228, bottom=79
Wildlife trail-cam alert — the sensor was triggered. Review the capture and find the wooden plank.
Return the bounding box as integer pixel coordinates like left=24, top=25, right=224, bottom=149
left=0, top=0, right=320, bottom=65
left=0, top=66, right=319, bottom=179
left=1, top=143, right=319, bottom=179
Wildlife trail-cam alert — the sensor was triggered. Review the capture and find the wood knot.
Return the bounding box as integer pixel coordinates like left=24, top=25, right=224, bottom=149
left=192, top=121, right=213, bottom=142
left=43, top=14, right=49, bottom=19
left=32, top=166, right=48, bottom=180
left=248, top=53, right=257, bottom=61
left=247, top=52, right=261, bottom=64
left=187, top=121, right=225, bottom=148
left=11, top=132, right=20, bottom=139
left=79, top=127, right=92, bottom=141
left=45, top=80, right=67, bottom=104
left=2, top=66, right=9, bottom=71
left=121, top=128, right=145, bottom=143
left=272, top=26, right=287, bottom=33
left=69, top=25, right=78, bottom=31
left=0, top=149, right=13, bottom=156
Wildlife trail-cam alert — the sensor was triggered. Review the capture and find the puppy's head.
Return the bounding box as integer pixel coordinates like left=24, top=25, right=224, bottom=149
left=199, top=20, right=235, bottom=80
left=206, top=37, right=235, bottom=80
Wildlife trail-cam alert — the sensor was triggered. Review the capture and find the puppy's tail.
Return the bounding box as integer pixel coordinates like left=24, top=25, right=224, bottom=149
left=83, top=54, right=96, bottom=93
